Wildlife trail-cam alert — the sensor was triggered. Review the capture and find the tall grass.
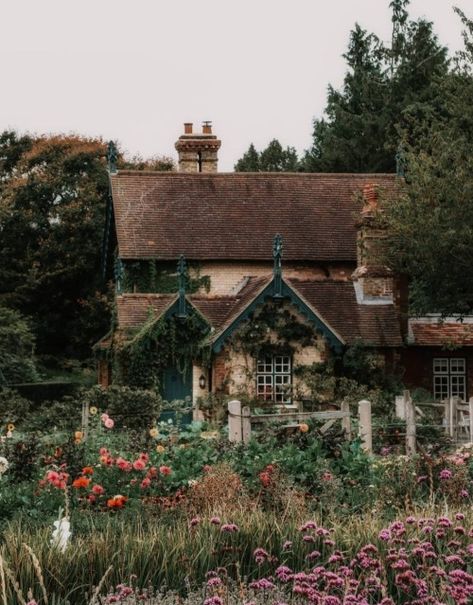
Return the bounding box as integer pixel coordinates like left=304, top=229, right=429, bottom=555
left=1, top=506, right=472, bottom=604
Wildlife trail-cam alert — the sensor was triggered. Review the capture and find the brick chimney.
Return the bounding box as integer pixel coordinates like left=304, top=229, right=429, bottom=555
left=175, top=121, right=221, bottom=173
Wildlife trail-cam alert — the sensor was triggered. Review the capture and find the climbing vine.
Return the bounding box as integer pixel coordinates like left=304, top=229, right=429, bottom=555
left=113, top=311, right=211, bottom=389
left=122, top=260, right=211, bottom=294
left=230, top=301, right=320, bottom=359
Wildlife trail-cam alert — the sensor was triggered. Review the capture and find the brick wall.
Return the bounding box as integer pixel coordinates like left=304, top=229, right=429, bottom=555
left=401, top=347, right=473, bottom=400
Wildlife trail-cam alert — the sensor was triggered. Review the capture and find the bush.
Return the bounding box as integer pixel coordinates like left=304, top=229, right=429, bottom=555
left=0, top=306, right=38, bottom=384
left=0, top=387, right=30, bottom=427
left=82, top=385, right=162, bottom=430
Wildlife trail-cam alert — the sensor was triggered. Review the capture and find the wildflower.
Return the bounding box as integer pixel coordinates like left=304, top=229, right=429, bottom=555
left=282, top=540, right=292, bottom=550
left=259, top=471, right=271, bottom=487
left=455, top=512, right=465, bottom=521
left=51, top=513, right=71, bottom=553
left=439, top=469, right=453, bottom=480
left=378, top=529, right=391, bottom=541
left=203, top=597, right=223, bottom=605
left=116, top=457, right=132, bottom=472
left=133, top=459, right=146, bottom=471
left=206, top=577, right=222, bottom=587
left=92, top=484, right=105, bottom=495
left=299, top=423, right=309, bottom=433
left=210, top=516, right=221, bottom=525
left=460, top=489, right=469, bottom=498
left=221, top=523, right=239, bottom=533
left=104, top=417, right=115, bottom=429
left=321, top=471, right=333, bottom=481
left=249, top=578, right=275, bottom=590
left=7, top=423, right=15, bottom=432
left=156, top=444, right=165, bottom=454
left=0, top=456, right=9, bottom=475
left=72, top=476, right=90, bottom=489
left=189, top=516, right=200, bottom=527
left=101, top=413, right=109, bottom=422
left=82, top=466, right=94, bottom=475
left=99, top=447, right=109, bottom=456
left=253, top=547, right=269, bottom=564
left=89, top=406, right=98, bottom=416
left=149, top=427, right=159, bottom=438
left=159, top=465, right=172, bottom=476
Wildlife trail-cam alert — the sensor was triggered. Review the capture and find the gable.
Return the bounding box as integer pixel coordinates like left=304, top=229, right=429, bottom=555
left=110, top=172, right=399, bottom=262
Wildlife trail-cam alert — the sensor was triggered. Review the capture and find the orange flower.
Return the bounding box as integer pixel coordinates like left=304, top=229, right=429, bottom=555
left=107, top=494, right=127, bottom=509
left=72, top=476, right=91, bottom=489
left=299, top=423, right=309, bottom=433
left=82, top=466, right=94, bottom=475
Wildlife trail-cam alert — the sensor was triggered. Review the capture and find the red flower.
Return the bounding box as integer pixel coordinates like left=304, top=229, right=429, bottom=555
left=159, top=465, right=172, bottom=476
left=82, top=466, right=94, bottom=475
left=107, top=495, right=127, bottom=509
left=72, top=476, right=91, bottom=489
left=92, top=484, right=105, bottom=495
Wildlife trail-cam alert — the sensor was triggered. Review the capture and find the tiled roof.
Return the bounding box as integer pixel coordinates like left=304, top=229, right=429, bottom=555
left=288, top=279, right=403, bottom=347
left=116, top=294, right=177, bottom=329
left=113, top=277, right=402, bottom=348
left=409, top=319, right=473, bottom=346
left=110, top=172, right=399, bottom=261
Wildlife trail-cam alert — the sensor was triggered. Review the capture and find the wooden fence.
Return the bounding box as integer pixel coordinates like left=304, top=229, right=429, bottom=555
left=227, top=399, right=373, bottom=452
left=395, top=390, right=473, bottom=455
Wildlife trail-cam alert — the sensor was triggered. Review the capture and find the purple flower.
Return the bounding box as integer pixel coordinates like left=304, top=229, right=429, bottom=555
left=204, top=597, right=223, bottom=605
left=221, top=523, right=239, bottom=533
left=378, top=529, right=391, bottom=541
left=282, top=540, right=292, bottom=551
left=248, top=578, right=275, bottom=590
left=189, top=516, right=200, bottom=527
left=210, top=516, right=221, bottom=525
left=439, top=468, right=453, bottom=480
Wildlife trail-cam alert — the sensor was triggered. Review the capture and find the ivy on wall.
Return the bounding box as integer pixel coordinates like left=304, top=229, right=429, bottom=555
left=113, top=311, right=211, bottom=390
left=230, top=301, right=320, bottom=360
left=122, top=260, right=210, bottom=294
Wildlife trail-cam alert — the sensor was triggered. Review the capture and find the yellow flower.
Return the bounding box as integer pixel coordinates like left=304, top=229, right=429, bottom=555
left=299, top=423, right=309, bottom=433
left=149, top=427, right=159, bottom=438
left=7, top=423, right=15, bottom=433
left=89, top=406, right=98, bottom=416
left=156, top=444, right=165, bottom=454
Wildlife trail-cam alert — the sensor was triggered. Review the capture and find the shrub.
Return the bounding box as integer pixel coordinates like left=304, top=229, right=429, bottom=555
left=0, top=306, right=38, bottom=384
left=0, top=387, right=30, bottom=427
left=81, top=385, right=162, bottom=430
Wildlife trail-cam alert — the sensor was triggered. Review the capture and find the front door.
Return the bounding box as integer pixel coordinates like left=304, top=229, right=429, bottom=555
left=160, top=367, right=193, bottom=425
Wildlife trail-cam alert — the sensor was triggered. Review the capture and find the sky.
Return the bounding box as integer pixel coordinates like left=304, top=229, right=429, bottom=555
left=1, top=0, right=471, bottom=170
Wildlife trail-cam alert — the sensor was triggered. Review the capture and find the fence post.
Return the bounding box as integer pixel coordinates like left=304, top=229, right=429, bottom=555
left=450, top=397, right=458, bottom=441
left=395, top=394, right=406, bottom=420
left=341, top=401, right=352, bottom=440
left=242, top=406, right=252, bottom=444
left=358, top=399, right=372, bottom=454
left=469, top=397, right=473, bottom=444
left=404, top=390, right=416, bottom=455
left=228, top=400, right=243, bottom=443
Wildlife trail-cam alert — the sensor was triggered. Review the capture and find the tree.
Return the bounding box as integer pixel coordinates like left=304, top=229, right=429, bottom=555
left=235, top=140, right=299, bottom=172
left=302, top=0, right=449, bottom=173
left=0, top=133, right=174, bottom=359
left=382, top=9, right=473, bottom=315
left=0, top=306, right=38, bottom=384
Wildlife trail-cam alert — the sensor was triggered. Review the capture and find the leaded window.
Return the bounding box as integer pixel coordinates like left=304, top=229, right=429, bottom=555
left=433, top=358, right=466, bottom=401
left=256, top=355, right=292, bottom=404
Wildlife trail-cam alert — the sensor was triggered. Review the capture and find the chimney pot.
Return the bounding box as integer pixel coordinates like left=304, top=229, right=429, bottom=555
left=184, top=122, right=193, bottom=134
left=202, top=121, right=212, bottom=134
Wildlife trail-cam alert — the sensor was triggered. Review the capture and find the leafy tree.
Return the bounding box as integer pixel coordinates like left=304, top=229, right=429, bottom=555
left=302, top=0, right=449, bottom=173
left=235, top=140, right=299, bottom=172
left=0, top=133, right=173, bottom=359
left=382, top=9, right=473, bottom=315
left=0, top=306, right=38, bottom=384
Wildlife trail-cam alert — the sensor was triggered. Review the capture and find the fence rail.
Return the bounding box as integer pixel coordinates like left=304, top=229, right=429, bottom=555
left=395, top=391, right=473, bottom=454
left=228, top=399, right=373, bottom=452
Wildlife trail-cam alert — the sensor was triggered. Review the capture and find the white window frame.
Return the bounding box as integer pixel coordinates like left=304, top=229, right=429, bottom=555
left=433, top=358, right=466, bottom=401
left=256, top=355, right=292, bottom=404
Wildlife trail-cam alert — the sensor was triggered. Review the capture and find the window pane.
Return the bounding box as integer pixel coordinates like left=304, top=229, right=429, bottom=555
left=433, top=358, right=449, bottom=374
left=450, top=358, right=466, bottom=374
left=434, top=376, right=449, bottom=400
left=450, top=376, right=466, bottom=401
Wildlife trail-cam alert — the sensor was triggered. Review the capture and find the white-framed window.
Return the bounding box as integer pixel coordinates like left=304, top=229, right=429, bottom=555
left=256, top=355, right=292, bottom=404
left=433, top=358, right=466, bottom=401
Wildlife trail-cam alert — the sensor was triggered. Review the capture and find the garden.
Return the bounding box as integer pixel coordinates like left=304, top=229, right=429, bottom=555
left=0, top=385, right=471, bottom=605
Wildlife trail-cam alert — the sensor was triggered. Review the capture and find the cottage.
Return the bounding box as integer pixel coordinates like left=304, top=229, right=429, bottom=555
left=97, top=123, right=473, bottom=410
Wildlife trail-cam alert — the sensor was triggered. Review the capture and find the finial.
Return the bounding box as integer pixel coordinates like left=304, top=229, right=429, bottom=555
left=395, top=143, right=406, bottom=177
left=107, top=141, right=118, bottom=174
left=273, top=234, right=283, bottom=300
left=177, top=255, right=187, bottom=319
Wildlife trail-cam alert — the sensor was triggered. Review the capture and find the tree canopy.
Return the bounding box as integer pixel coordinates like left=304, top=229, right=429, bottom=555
left=0, top=306, right=38, bottom=384
left=235, top=140, right=299, bottom=172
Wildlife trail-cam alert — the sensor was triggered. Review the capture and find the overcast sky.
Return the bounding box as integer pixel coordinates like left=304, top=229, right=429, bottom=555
left=1, top=0, right=471, bottom=170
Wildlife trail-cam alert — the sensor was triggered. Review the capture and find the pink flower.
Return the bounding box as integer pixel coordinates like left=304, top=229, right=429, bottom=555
left=92, top=484, right=105, bottom=495
left=133, top=459, right=146, bottom=471
left=210, top=516, right=221, bottom=525
left=159, top=465, right=172, bottom=476
left=140, top=477, right=151, bottom=489
left=104, top=417, right=114, bottom=429
left=101, top=413, right=109, bottom=422
left=439, top=469, right=453, bottom=480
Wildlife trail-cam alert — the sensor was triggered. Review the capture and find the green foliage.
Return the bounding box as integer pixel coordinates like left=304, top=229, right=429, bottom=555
left=381, top=10, right=473, bottom=315
left=122, top=260, right=210, bottom=294
left=115, top=312, right=210, bottom=390
left=0, top=387, right=31, bottom=426
left=0, top=306, right=38, bottom=384
left=302, top=1, right=449, bottom=172
left=82, top=385, right=163, bottom=430
left=235, top=139, right=299, bottom=172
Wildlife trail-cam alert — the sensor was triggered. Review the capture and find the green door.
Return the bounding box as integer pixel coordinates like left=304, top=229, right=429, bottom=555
left=160, top=367, right=193, bottom=425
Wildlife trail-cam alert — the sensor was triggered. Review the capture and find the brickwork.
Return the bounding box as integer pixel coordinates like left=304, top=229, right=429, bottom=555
left=360, top=277, right=393, bottom=298
left=191, top=261, right=354, bottom=296
left=401, top=347, right=473, bottom=400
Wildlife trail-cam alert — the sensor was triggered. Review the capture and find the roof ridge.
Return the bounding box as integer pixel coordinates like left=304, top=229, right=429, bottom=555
left=114, top=171, right=397, bottom=178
